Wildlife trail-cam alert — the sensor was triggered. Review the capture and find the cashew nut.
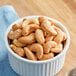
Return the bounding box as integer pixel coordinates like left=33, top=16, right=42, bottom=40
left=8, top=29, right=22, bottom=39
left=38, top=16, right=55, bottom=25
left=41, top=20, right=57, bottom=35
left=22, top=18, right=39, bottom=27
left=43, top=41, right=57, bottom=53
left=10, top=44, right=25, bottom=57
left=40, top=52, right=54, bottom=60
left=35, top=29, right=45, bottom=45
left=22, top=26, right=29, bottom=36
left=12, top=24, right=22, bottom=31
left=54, top=30, right=63, bottom=43
left=13, top=39, right=26, bottom=47
left=50, top=43, right=63, bottom=53
left=29, top=43, right=43, bottom=59
left=53, top=25, right=64, bottom=43
left=24, top=47, right=37, bottom=61
left=22, top=24, right=40, bottom=36
left=18, top=33, right=36, bottom=44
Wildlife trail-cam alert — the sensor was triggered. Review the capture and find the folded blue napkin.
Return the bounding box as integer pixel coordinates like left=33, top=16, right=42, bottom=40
left=0, top=5, right=19, bottom=76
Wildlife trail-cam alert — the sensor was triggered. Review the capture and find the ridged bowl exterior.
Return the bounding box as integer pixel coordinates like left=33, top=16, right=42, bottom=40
left=5, top=16, right=70, bottom=76
left=8, top=52, right=66, bottom=76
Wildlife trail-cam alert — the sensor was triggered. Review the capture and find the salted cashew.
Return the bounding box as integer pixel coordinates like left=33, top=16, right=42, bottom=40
left=22, top=26, right=29, bottom=36
left=45, top=35, right=54, bottom=42
left=29, top=43, right=43, bottom=59
left=22, top=18, right=39, bottom=27
left=24, top=47, right=37, bottom=61
left=13, top=39, right=26, bottom=47
left=41, top=20, right=57, bottom=35
left=52, top=25, right=64, bottom=43
left=18, top=33, right=36, bottom=44
left=8, top=29, right=22, bottom=39
left=38, top=16, right=55, bottom=25
left=50, top=43, right=63, bottom=53
left=10, top=44, right=25, bottom=57
left=12, top=24, right=22, bottom=31
left=43, top=41, right=57, bottom=54
left=22, top=24, right=40, bottom=36
left=35, top=29, right=45, bottom=45
left=40, top=52, right=54, bottom=60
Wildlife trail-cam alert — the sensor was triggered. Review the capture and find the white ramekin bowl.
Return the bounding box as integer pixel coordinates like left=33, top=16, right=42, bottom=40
left=5, top=16, right=70, bottom=76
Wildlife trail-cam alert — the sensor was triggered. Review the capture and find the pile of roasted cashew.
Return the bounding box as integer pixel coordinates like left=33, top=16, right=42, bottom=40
left=8, top=16, right=67, bottom=61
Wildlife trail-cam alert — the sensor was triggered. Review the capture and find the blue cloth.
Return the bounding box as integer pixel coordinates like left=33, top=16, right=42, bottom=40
left=0, top=5, right=19, bottom=76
